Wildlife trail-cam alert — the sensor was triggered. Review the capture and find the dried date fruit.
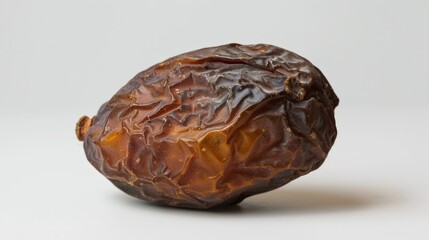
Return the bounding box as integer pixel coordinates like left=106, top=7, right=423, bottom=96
left=76, top=43, right=339, bottom=209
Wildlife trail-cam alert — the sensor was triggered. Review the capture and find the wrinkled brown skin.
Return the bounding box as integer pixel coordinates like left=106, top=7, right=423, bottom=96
left=78, top=43, right=339, bottom=209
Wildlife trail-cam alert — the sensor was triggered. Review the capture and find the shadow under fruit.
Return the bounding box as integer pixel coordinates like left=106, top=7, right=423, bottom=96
left=76, top=43, right=339, bottom=209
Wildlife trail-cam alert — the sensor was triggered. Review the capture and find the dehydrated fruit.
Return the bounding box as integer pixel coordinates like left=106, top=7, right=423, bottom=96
left=76, top=43, right=339, bottom=209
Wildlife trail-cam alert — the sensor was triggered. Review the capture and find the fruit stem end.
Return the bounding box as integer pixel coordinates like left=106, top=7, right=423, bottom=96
left=76, top=116, right=92, bottom=141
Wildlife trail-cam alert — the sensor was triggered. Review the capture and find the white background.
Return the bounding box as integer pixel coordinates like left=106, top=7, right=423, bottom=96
left=1, top=0, right=428, bottom=239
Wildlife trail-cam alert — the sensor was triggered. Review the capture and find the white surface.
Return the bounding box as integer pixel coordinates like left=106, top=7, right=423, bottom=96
left=1, top=0, right=428, bottom=239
